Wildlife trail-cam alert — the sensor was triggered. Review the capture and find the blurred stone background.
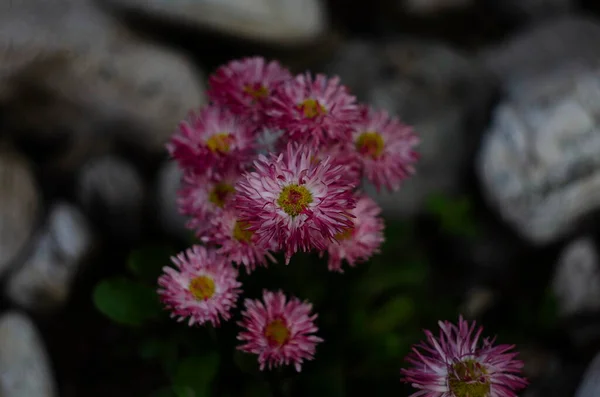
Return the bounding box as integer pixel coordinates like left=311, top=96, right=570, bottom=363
left=4, top=0, right=600, bottom=396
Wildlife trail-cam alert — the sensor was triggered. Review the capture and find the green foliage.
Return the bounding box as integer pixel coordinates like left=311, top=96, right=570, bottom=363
left=425, top=193, right=479, bottom=238
left=171, top=353, right=220, bottom=397
left=127, top=244, right=177, bottom=283
left=92, top=277, right=162, bottom=326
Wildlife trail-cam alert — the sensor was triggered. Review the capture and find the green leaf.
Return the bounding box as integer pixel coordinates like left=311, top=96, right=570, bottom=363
left=425, top=194, right=479, bottom=238
left=369, top=295, right=415, bottom=334
left=171, top=353, right=220, bottom=397
left=92, top=277, right=162, bottom=326
left=173, top=386, right=195, bottom=397
left=127, top=244, right=177, bottom=283
left=360, top=260, right=428, bottom=299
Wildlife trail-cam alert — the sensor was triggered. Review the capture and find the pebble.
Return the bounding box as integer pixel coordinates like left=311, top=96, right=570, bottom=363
left=0, top=146, right=42, bottom=276
left=100, top=0, right=328, bottom=45
left=0, top=311, right=57, bottom=397
left=477, top=66, right=600, bottom=243
left=5, top=203, right=94, bottom=313
left=76, top=155, right=145, bottom=241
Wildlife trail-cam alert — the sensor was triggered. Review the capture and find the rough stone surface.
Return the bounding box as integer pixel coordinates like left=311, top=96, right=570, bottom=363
left=155, top=160, right=189, bottom=239
left=576, top=351, right=600, bottom=397
left=480, top=16, right=600, bottom=87
left=487, top=0, right=574, bottom=21
left=100, top=0, right=327, bottom=45
left=0, top=147, right=41, bottom=275
left=399, top=0, right=472, bottom=15
left=552, top=238, right=600, bottom=317
left=0, top=311, right=57, bottom=397
left=1, top=0, right=206, bottom=163
left=77, top=155, right=145, bottom=241
left=325, top=39, right=495, bottom=217
left=477, top=66, right=600, bottom=243
left=5, top=203, right=94, bottom=313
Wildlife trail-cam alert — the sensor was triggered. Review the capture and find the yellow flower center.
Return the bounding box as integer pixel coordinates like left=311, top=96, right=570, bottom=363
left=232, top=220, right=253, bottom=242
left=448, top=359, right=491, bottom=397
left=264, top=319, right=290, bottom=346
left=188, top=276, right=215, bottom=301
left=277, top=184, right=313, bottom=217
left=206, top=133, right=232, bottom=153
left=243, top=83, right=269, bottom=99
left=334, top=225, right=355, bottom=241
left=298, top=99, right=327, bottom=119
left=355, top=131, right=385, bottom=159
left=208, top=183, right=235, bottom=208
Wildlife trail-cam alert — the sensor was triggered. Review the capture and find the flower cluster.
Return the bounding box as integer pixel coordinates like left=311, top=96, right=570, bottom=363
left=401, top=317, right=528, bottom=397
left=159, top=56, right=419, bottom=372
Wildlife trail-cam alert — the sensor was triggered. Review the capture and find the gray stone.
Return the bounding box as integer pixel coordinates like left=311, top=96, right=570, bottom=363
left=326, top=39, right=495, bottom=217
left=487, top=0, right=574, bottom=21
left=552, top=238, right=600, bottom=317
left=1, top=0, right=206, bottom=160
left=476, top=66, right=600, bottom=243
left=576, top=351, right=600, bottom=397
left=398, top=0, right=472, bottom=15
left=0, top=311, right=57, bottom=397
left=480, top=16, right=600, bottom=87
left=155, top=160, right=189, bottom=239
left=6, top=203, right=94, bottom=313
left=77, top=155, right=145, bottom=240
left=100, top=0, right=327, bottom=45
left=0, top=147, right=41, bottom=276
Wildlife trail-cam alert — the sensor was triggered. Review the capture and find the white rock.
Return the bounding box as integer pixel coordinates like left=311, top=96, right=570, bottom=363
left=100, top=0, right=327, bottom=45
left=0, top=147, right=41, bottom=275
left=77, top=155, right=145, bottom=240
left=0, top=311, right=57, bottom=397
left=327, top=40, right=494, bottom=217
left=552, top=238, right=600, bottom=317
left=477, top=66, right=600, bottom=243
left=480, top=16, right=600, bottom=87
left=400, top=0, right=472, bottom=15
left=575, top=351, right=600, bottom=397
left=1, top=0, right=206, bottom=157
left=155, top=160, right=189, bottom=239
left=6, top=203, right=94, bottom=313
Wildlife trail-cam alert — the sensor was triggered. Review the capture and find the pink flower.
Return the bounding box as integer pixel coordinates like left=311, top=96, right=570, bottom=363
left=178, top=166, right=242, bottom=237
left=312, top=142, right=363, bottom=187
left=401, top=316, right=528, bottom=397
left=322, top=193, right=384, bottom=273
left=237, top=290, right=323, bottom=372
left=202, top=207, right=277, bottom=274
left=208, top=57, right=291, bottom=125
left=235, top=143, right=357, bottom=264
left=352, top=106, right=419, bottom=192
left=167, top=104, right=255, bottom=174
left=268, top=73, right=359, bottom=147
left=158, top=245, right=242, bottom=327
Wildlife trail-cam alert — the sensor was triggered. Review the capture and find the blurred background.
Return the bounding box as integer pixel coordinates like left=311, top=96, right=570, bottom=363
left=3, top=0, right=600, bottom=396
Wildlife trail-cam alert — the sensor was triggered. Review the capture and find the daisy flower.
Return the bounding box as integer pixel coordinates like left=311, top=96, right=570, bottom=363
left=167, top=104, right=255, bottom=174
left=311, top=142, right=363, bottom=187
left=202, top=206, right=277, bottom=274
left=235, top=143, right=357, bottom=264
left=268, top=73, right=359, bottom=147
left=401, top=316, right=528, bottom=397
left=178, top=166, right=242, bottom=236
left=208, top=57, right=291, bottom=125
left=322, top=193, right=384, bottom=273
left=237, top=290, right=323, bottom=372
left=352, top=106, right=419, bottom=192
left=158, top=245, right=242, bottom=327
